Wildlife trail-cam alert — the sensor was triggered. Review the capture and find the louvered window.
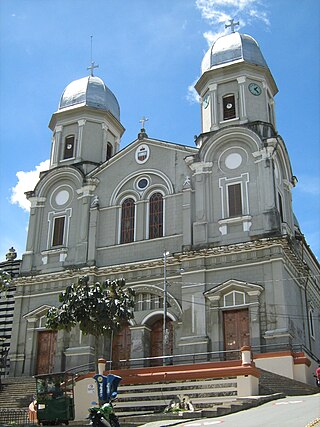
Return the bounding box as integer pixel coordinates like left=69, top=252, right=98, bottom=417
left=120, top=198, right=135, bottom=244
left=52, top=216, right=65, bottom=246
left=278, top=193, right=284, bottom=222
left=149, top=192, right=163, bottom=239
left=223, top=95, right=236, bottom=120
left=228, top=183, right=242, bottom=217
left=63, top=135, right=75, bottom=159
left=106, top=143, right=113, bottom=161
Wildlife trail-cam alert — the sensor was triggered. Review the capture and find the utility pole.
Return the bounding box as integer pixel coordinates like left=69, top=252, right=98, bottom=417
left=163, top=251, right=169, bottom=364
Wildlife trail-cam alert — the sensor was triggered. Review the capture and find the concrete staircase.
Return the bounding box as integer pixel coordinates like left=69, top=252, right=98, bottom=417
left=0, top=376, right=36, bottom=409
left=0, top=369, right=318, bottom=426
left=115, top=376, right=238, bottom=417
left=259, top=369, right=319, bottom=396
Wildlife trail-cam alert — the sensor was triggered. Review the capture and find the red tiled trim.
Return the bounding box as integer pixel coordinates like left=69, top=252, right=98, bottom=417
left=76, top=361, right=260, bottom=384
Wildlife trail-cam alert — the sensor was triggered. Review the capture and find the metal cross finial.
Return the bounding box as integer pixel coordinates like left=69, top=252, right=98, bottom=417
left=87, top=61, right=99, bottom=77
left=87, top=36, right=99, bottom=76
left=225, top=18, right=239, bottom=33
left=139, top=116, right=149, bottom=129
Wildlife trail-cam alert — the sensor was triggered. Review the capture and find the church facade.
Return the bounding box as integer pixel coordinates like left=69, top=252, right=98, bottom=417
left=9, top=28, right=320, bottom=378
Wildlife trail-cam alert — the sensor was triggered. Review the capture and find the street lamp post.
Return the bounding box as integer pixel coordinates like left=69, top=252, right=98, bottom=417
left=163, top=251, right=169, bottom=364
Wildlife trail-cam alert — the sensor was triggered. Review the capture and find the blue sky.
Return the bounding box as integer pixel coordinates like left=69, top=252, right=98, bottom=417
left=0, top=0, right=319, bottom=261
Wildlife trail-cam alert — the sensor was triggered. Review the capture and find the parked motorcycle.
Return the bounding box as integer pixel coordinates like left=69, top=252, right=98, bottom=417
left=88, top=401, right=120, bottom=427
left=89, top=373, right=122, bottom=427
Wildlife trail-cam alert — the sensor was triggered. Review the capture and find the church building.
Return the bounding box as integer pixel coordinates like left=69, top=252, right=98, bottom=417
left=9, top=25, right=320, bottom=380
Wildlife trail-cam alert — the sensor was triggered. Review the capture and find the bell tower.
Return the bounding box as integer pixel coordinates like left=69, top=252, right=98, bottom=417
left=195, top=22, right=278, bottom=137
left=48, top=65, right=125, bottom=173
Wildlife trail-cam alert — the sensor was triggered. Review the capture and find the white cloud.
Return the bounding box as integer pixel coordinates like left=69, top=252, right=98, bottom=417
left=10, top=160, right=50, bottom=212
left=187, top=0, right=270, bottom=103
left=195, top=0, right=270, bottom=34
left=187, top=79, right=201, bottom=104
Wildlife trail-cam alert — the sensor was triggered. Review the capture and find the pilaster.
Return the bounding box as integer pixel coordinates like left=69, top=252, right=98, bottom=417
left=51, top=125, right=62, bottom=168
left=76, top=119, right=86, bottom=160
left=237, top=76, right=248, bottom=122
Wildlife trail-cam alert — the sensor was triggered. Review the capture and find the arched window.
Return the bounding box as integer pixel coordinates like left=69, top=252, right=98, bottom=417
left=149, top=192, right=163, bottom=239
left=120, top=198, right=135, bottom=244
left=63, top=135, right=75, bottom=159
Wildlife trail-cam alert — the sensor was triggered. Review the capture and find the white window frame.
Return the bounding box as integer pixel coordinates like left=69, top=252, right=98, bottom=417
left=219, top=173, right=249, bottom=219
left=223, top=290, right=246, bottom=307
left=146, top=190, right=166, bottom=240
left=47, top=208, right=72, bottom=249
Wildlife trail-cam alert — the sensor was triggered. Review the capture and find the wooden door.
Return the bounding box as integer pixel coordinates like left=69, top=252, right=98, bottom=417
left=112, top=324, right=131, bottom=369
left=223, top=309, right=249, bottom=359
left=36, top=331, right=57, bottom=374
left=150, top=318, right=173, bottom=365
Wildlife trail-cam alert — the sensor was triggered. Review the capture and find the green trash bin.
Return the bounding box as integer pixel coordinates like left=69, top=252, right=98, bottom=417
left=35, top=373, right=75, bottom=425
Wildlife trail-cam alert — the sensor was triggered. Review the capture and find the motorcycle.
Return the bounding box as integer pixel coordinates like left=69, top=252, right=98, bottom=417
left=89, top=374, right=122, bottom=427
left=88, top=400, right=120, bottom=427
left=314, top=375, right=320, bottom=388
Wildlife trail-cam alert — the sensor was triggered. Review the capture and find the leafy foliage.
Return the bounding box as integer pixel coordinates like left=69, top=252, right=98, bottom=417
left=0, top=270, right=12, bottom=292
left=46, top=276, right=135, bottom=337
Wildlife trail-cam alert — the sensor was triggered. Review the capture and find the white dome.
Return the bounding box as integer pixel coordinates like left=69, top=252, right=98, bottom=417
left=59, top=75, right=120, bottom=121
left=201, top=32, right=268, bottom=74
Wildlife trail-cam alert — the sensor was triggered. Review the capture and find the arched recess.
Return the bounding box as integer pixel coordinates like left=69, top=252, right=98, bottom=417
left=110, top=169, right=174, bottom=206
left=142, top=311, right=176, bottom=366
left=201, top=127, right=261, bottom=164
left=36, top=167, right=84, bottom=198
left=132, top=284, right=182, bottom=323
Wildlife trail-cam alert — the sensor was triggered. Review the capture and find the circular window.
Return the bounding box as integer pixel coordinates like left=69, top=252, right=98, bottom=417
left=136, top=177, right=149, bottom=190
left=225, top=153, right=242, bottom=170
left=55, top=190, right=70, bottom=206
left=50, top=185, right=74, bottom=210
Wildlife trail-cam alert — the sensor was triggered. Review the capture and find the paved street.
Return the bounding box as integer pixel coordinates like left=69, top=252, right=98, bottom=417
left=139, top=394, right=320, bottom=427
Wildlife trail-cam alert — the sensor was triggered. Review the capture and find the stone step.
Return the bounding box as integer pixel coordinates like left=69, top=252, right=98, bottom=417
left=0, top=377, right=36, bottom=409
left=259, top=369, right=319, bottom=396
left=114, top=377, right=238, bottom=415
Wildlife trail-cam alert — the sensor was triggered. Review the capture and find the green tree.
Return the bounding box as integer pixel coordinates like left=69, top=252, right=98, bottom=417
left=46, top=276, right=135, bottom=353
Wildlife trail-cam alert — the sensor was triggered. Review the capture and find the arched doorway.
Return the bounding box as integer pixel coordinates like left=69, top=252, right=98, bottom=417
left=112, top=324, right=131, bottom=369
left=150, top=317, right=173, bottom=366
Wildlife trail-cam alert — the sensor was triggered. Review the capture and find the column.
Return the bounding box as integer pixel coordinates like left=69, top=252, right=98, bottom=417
left=237, top=76, right=247, bottom=122
left=51, top=125, right=62, bottom=167
left=130, top=325, right=151, bottom=368
left=189, top=162, right=212, bottom=245
left=76, top=119, right=86, bottom=160
left=88, top=206, right=99, bottom=265
left=182, top=177, right=193, bottom=248
left=208, top=83, right=219, bottom=130
left=178, top=271, right=209, bottom=359
left=101, top=123, right=108, bottom=161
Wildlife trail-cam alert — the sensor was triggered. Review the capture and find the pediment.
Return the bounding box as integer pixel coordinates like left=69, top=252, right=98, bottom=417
left=23, top=304, right=53, bottom=322
left=204, top=279, right=263, bottom=302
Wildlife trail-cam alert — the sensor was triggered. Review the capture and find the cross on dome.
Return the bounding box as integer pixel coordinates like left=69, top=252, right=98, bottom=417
left=225, top=19, right=239, bottom=33
left=87, top=61, right=99, bottom=77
